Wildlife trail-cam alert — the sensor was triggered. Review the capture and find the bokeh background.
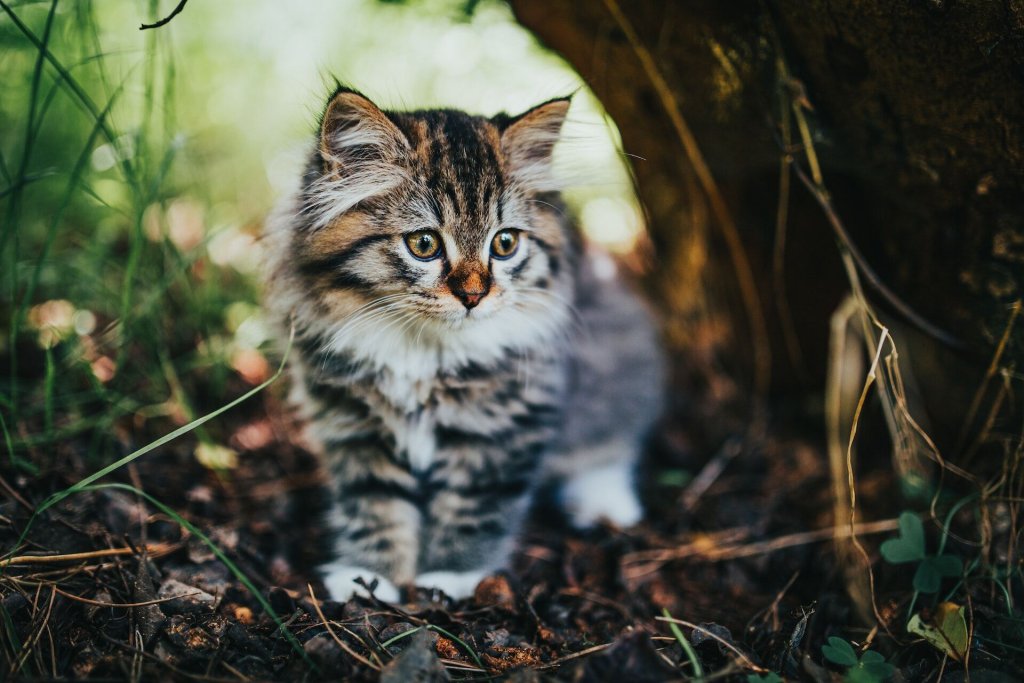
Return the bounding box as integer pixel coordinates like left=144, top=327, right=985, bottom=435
left=0, top=0, right=641, bottom=471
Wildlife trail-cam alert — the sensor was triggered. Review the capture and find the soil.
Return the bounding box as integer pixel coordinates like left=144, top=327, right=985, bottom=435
left=0, top=388, right=1012, bottom=682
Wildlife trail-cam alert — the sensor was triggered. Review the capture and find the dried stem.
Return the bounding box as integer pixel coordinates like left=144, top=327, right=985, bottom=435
left=139, top=0, right=189, bottom=30
left=601, top=0, right=772, bottom=402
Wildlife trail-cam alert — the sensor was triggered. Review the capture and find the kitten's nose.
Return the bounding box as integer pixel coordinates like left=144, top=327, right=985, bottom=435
left=448, top=269, right=491, bottom=310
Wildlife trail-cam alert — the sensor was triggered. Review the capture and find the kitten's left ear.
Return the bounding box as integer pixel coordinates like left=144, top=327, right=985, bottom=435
left=496, top=96, right=571, bottom=191
left=307, top=87, right=411, bottom=228
left=319, top=87, right=410, bottom=177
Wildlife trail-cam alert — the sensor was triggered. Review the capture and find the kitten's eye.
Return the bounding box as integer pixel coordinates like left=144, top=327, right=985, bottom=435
left=491, top=229, right=520, bottom=259
left=404, top=230, right=443, bottom=260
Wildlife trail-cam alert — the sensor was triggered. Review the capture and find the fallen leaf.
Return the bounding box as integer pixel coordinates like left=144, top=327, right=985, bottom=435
left=908, top=602, right=969, bottom=661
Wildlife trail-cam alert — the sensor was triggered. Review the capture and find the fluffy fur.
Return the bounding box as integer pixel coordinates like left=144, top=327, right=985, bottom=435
left=264, top=87, right=663, bottom=601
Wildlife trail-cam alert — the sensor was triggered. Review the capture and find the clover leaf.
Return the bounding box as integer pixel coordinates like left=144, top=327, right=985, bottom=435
left=913, top=554, right=963, bottom=593
left=880, top=511, right=962, bottom=594
left=745, top=674, right=783, bottom=683
left=822, top=636, right=859, bottom=667
left=822, top=638, right=895, bottom=683
left=880, top=512, right=925, bottom=564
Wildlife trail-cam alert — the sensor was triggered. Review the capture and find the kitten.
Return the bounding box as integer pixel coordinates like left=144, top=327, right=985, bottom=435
left=264, top=86, right=663, bottom=601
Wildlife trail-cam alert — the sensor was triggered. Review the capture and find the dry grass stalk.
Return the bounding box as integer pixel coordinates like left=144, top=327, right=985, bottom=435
left=622, top=518, right=900, bottom=580
left=306, top=584, right=382, bottom=671
left=601, top=0, right=772, bottom=401
left=1, top=542, right=178, bottom=567
left=656, top=615, right=767, bottom=673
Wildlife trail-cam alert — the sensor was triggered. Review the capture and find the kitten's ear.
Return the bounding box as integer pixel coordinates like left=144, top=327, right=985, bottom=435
left=497, top=97, right=571, bottom=191
left=319, top=87, right=409, bottom=176
left=306, top=88, right=410, bottom=229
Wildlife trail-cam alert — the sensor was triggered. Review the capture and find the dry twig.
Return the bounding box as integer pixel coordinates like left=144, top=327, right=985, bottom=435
left=306, top=584, right=382, bottom=671
left=1, top=542, right=178, bottom=567
left=623, top=518, right=901, bottom=579
left=656, top=615, right=767, bottom=673
left=139, top=0, right=189, bottom=30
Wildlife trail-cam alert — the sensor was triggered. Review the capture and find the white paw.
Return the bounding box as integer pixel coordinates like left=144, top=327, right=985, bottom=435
left=415, top=569, right=488, bottom=600
left=562, top=459, right=643, bottom=529
left=321, top=563, right=400, bottom=603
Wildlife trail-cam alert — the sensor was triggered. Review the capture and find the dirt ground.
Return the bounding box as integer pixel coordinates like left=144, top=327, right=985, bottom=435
left=0, top=385, right=1013, bottom=682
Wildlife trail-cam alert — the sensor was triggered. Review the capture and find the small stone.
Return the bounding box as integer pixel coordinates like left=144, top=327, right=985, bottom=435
left=267, top=586, right=295, bottom=614
left=380, top=630, right=450, bottom=683
left=158, top=578, right=217, bottom=614
left=379, top=622, right=420, bottom=653
left=304, top=633, right=343, bottom=671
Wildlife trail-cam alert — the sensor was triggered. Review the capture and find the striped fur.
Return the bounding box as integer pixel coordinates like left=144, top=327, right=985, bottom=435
left=264, top=87, right=664, bottom=600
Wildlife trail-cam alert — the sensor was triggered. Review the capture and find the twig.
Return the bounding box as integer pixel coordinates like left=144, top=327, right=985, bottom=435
left=537, top=642, right=614, bottom=669
left=772, top=59, right=809, bottom=383
left=306, top=584, right=382, bottom=671
left=438, top=658, right=486, bottom=673
left=0, top=471, right=32, bottom=510
left=623, top=518, right=901, bottom=578
left=680, top=436, right=742, bottom=512
left=53, top=586, right=197, bottom=608
left=957, top=300, right=1021, bottom=459
left=9, top=585, right=56, bottom=678
left=1, top=542, right=177, bottom=567
left=139, top=0, right=189, bottom=30
left=656, top=615, right=767, bottom=673
left=559, top=587, right=632, bottom=619
left=790, top=164, right=962, bottom=349
left=601, top=0, right=772, bottom=400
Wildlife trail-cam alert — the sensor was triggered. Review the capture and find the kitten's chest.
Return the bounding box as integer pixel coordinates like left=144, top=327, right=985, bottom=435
left=377, top=373, right=438, bottom=473
left=367, top=364, right=524, bottom=472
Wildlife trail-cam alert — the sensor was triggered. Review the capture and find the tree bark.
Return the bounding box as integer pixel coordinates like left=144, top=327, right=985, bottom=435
left=511, top=0, right=1024, bottom=466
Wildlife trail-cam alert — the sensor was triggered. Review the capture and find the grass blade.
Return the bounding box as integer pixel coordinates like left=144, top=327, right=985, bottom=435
left=79, top=482, right=312, bottom=666
left=662, top=607, right=704, bottom=679
left=4, top=326, right=293, bottom=560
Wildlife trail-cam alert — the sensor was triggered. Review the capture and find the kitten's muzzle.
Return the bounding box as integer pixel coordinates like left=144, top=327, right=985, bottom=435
left=447, top=268, right=491, bottom=310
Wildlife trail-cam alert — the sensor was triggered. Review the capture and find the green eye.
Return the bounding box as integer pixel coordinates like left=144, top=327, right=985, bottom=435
left=491, top=229, right=520, bottom=259
left=405, top=230, right=442, bottom=260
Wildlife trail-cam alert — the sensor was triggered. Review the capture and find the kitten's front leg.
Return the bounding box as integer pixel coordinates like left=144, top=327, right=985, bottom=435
left=322, top=448, right=422, bottom=603
left=417, top=450, right=537, bottom=599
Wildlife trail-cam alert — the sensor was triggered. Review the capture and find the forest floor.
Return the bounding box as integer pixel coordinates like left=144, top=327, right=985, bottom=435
left=0, top=386, right=1013, bottom=682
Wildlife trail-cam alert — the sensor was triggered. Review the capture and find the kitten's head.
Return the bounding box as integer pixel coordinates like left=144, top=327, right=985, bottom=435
left=285, top=87, right=576, bottom=354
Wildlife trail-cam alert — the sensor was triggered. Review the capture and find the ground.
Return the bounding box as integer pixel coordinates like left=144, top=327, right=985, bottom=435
left=5, top=380, right=1007, bottom=683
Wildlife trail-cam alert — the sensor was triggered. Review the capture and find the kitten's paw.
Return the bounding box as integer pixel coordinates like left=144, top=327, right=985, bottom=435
left=562, top=459, right=643, bottom=530
left=415, top=569, right=488, bottom=600
left=322, top=564, right=400, bottom=603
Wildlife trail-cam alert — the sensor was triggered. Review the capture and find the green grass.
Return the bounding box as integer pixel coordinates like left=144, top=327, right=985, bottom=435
left=0, top=0, right=287, bottom=667
left=1, top=0, right=264, bottom=469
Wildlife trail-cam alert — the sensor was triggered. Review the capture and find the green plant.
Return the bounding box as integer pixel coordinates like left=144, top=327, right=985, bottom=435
left=662, top=608, right=704, bottom=679
left=380, top=624, right=484, bottom=670
left=746, top=673, right=783, bottom=683
left=821, top=637, right=895, bottom=683
left=880, top=512, right=962, bottom=593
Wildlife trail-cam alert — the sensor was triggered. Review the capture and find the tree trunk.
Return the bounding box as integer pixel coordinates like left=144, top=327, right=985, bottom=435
left=511, top=0, right=1024, bottom=470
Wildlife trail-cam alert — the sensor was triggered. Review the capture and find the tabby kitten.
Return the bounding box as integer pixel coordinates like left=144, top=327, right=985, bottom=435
left=264, top=87, right=663, bottom=601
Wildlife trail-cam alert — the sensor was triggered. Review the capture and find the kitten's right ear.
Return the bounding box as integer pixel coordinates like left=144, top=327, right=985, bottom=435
left=319, top=87, right=410, bottom=176
left=495, top=96, right=571, bottom=193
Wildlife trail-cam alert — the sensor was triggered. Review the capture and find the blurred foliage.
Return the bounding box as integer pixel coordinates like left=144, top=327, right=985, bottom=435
left=0, top=0, right=636, bottom=470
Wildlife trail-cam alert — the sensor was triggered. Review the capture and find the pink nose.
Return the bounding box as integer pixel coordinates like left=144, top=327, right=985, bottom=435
left=448, top=269, right=490, bottom=310
left=457, top=291, right=485, bottom=309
